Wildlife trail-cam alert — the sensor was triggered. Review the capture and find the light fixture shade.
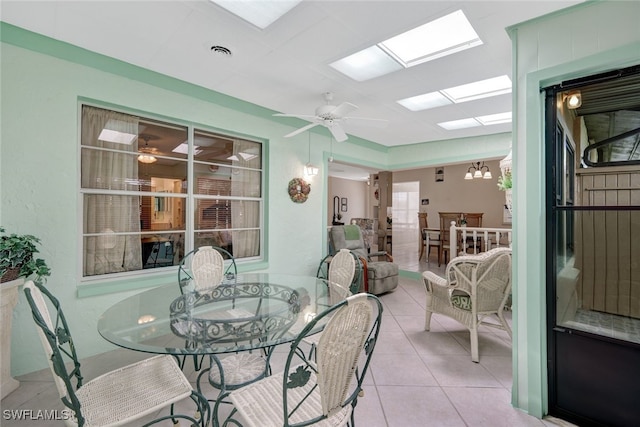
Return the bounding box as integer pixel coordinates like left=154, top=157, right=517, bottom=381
left=566, top=90, right=582, bottom=109
left=473, top=169, right=482, bottom=178
left=304, top=163, right=319, bottom=176
left=138, top=154, right=157, bottom=164
left=483, top=170, right=492, bottom=179
left=464, top=172, right=473, bottom=180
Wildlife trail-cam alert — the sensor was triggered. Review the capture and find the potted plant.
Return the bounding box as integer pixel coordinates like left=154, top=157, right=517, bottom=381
left=497, top=170, right=513, bottom=213
left=0, top=227, right=50, bottom=283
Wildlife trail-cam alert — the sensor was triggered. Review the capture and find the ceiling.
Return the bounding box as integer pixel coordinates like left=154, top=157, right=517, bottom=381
left=2, top=0, right=583, bottom=150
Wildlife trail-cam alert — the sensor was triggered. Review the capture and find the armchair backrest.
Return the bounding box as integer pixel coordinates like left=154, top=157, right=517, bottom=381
left=329, top=225, right=368, bottom=260
left=446, top=247, right=512, bottom=312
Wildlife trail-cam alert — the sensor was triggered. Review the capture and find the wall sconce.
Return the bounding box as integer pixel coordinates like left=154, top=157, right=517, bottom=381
left=304, top=163, right=319, bottom=176
left=564, top=90, right=582, bottom=109
left=464, top=162, right=492, bottom=180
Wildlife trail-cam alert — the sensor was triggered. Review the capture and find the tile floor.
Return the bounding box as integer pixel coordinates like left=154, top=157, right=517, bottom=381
left=1, top=255, right=573, bottom=426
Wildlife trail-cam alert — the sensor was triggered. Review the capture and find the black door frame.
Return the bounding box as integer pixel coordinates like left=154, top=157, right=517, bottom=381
left=544, top=66, right=640, bottom=427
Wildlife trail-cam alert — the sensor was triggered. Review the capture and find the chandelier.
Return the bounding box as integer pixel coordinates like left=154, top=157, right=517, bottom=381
left=464, top=162, right=492, bottom=180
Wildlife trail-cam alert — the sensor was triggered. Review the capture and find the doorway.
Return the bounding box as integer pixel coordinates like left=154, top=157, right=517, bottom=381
left=391, top=181, right=419, bottom=270
left=545, top=65, right=640, bottom=426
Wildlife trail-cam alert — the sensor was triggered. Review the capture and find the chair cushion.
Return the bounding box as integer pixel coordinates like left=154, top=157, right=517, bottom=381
left=368, top=262, right=398, bottom=279
left=367, top=262, right=399, bottom=294
left=450, top=290, right=472, bottom=310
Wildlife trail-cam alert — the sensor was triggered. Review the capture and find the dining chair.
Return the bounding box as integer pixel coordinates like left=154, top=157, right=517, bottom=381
left=316, top=248, right=363, bottom=295
left=422, top=247, right=512, bottom=362
left=178, top=246, right=268, bottom=396
left=23, top=280, right=210, bottom=427
left=178, top=245, right=237, bottom=293
left=438, top=212, right=461, bottom=266
left=418, top=212, right=441, bottom=263
left=307, top=249, right=358, bottom=359
left=214, top=292, right=383, bottom=427
left=462, top=212, right=484, bottom=253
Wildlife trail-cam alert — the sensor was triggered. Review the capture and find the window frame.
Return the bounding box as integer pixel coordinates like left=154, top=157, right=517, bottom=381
left=78, top=102, right=265, bottom=283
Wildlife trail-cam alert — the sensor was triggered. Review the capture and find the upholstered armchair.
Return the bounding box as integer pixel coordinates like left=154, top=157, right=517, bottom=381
left=329, top=225, right=398, bottom=295
left=422, top=247, right=512, bottom=362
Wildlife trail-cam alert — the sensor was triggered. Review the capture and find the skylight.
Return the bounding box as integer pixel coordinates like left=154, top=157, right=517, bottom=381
left=330, top=10, right=482, bottom=81
left=378, top=10, right=482, bottom=68
left=172, top=143, right=203, bottom=155
left=398, top=75, right=512, bottom=111
left=98, top=119, right=137, bottom=144
left=438, top=111, right=512, bottom=130
left=210, top=0, right=301, bottom=29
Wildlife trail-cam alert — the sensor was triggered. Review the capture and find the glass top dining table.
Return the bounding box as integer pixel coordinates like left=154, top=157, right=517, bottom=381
left=98, top=273, right=334, bottom=356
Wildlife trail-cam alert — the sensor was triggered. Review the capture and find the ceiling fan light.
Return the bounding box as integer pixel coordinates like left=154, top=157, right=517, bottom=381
left=138, top=154, right=157, bottom=164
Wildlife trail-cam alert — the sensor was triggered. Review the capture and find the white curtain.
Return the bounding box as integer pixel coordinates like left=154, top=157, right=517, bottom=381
left=230, top=140, right=261, bottom=258
left=82, top=106, right=142, bottom=275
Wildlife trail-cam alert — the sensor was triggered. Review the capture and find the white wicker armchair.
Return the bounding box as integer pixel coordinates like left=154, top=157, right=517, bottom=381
left=422, top=247, right=512, bottom=362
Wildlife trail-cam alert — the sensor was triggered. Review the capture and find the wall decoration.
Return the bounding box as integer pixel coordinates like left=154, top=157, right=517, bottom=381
left=435, top=168, right=444, bottom=182
left=287, top=178, right=311, bottom=203
left=340, top=197, right=348, bottom=212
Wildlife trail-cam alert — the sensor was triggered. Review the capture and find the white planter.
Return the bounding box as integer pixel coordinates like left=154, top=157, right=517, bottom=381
left=1, top=277, right=24, bottom=398
left=505, top=189, right=513, bottom=214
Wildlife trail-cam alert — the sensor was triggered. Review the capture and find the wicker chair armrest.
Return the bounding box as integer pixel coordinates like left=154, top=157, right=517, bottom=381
left=422, top=271, right=448, bottom=291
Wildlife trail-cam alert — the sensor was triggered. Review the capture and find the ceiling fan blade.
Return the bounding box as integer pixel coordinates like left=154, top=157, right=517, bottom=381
left=330, top=102, right=358, bottom=118
left=283, top=122, right=319, bottom=138
left=327, top=123, right=348, bottom=142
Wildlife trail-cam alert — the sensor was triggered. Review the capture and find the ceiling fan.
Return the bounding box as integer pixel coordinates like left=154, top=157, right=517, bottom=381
left=274, top=92, right=387, bottom=142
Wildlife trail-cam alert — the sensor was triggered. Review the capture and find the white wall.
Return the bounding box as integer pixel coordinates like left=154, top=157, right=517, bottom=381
left=327, top=177, right=369, bottom=226
left=394, top=160, right=508, bottom=228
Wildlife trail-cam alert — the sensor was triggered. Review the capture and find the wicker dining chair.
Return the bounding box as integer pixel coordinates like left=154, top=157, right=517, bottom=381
left=215, top=293, right=383, bottom=427
left=422, top=247, right=512, bottom=362
left=23, top=280, right=210, bottom=427
left=178, top=245, right=237, bottom=293
left=177, top=246, right=270, bottom=398
left=305, top=249, right=358, bottom=359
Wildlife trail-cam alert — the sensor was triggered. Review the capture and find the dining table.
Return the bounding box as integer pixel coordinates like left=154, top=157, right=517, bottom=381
left=98, top=272, right=334, bottom=358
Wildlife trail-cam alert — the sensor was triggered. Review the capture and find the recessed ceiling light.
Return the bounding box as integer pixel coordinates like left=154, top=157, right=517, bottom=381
left=209, top=0, right=301, bottom=30
left=331, top=10, right=482, bottom=81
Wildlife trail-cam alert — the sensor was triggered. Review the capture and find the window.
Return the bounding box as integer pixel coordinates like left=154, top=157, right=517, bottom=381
left=80, top=105, right=263, bottom=278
